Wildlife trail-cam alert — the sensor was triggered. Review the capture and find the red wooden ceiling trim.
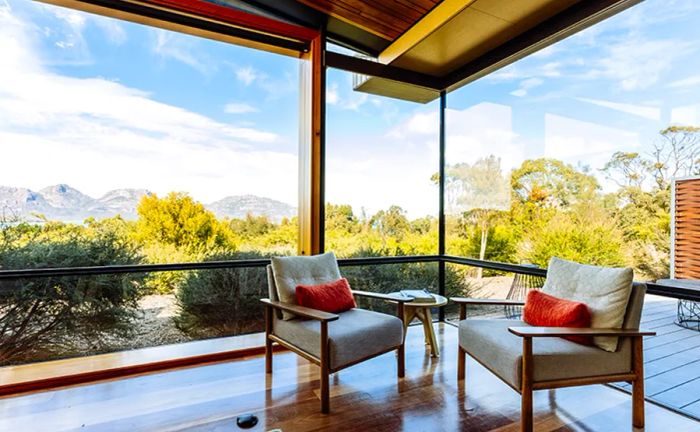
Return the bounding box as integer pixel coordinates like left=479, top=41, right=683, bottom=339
left=144, top=0, right=319, bottom=42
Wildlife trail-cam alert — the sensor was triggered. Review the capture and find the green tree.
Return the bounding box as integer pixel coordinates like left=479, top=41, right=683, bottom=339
left=134, top=192, right=233, bottom=253
left=511, top=158, right=599, bottom=209
left=601, top=152, right=651, bottom=189
left=370, top=206, right=411, bottom=242
left=325, top=204, right=357, bottom=232
left=229, top=214, right=275, bottom=240
left=652, top=126, right=700, bottom=188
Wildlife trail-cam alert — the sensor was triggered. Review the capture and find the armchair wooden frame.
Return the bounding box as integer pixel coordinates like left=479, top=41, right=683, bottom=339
left=452, top=298, right=656, bottom=432
left=261, top=291, right=412, bottom=413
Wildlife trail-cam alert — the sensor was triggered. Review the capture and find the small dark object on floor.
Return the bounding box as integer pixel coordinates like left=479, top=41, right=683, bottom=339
left=236, top=414, right=258, bottom=429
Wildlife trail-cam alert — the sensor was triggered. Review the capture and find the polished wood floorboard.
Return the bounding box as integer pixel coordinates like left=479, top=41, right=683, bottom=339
left=1, top=323, right=699, bottom=431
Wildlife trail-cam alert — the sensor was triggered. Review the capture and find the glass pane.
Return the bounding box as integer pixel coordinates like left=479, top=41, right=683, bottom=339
left=0, top=265, right=268, bottom=366
left=443, top=264, right=545, bottom=323
left=0, top=0, right=299, bottom=264
left=443, top=0, right=698, bottom=280
left=325, top=68, right=439, bottom=258
left=0, top=0, right=297, bottom=365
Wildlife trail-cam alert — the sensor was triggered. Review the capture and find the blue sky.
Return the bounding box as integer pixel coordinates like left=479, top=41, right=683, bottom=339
left=1, top=0, right=700, bottom=218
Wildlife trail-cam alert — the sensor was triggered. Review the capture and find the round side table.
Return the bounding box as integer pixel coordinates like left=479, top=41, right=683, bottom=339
left=391, top=293, right=447, bottom=357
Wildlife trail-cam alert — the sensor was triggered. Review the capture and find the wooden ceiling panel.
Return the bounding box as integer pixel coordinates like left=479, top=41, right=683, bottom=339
left=296, top=0, right=441, bottom=40
left=389, top=0, right=580, bottom=75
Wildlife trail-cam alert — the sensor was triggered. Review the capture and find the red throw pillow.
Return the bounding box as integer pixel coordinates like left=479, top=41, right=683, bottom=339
left=295, top=278, right=357, bottom=314
left=523, top=290, right=592, bottom=345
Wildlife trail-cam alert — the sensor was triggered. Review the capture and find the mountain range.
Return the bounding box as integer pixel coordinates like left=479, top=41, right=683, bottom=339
left=0, top=184, right=296, bottom=223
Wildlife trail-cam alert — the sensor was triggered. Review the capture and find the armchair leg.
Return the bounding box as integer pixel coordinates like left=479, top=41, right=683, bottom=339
left=397, top=301, right=405, bottom=378
left=457, top=345, right=466, bottom=380
left=521, top=337, right=534, bottom=432
left=458, top=304, right=467, bottom=381
left=264, top=306, right=273, bottom=374
left=398, top=343, right=405, bottom=378
left=632, top=337, right=645, bottom=428
left=320, top=321, right=330, bottom=414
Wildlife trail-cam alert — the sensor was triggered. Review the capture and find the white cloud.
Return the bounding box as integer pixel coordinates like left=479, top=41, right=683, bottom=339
left=587, top=37, right=693, bottom=91
left=510, top=77, right=544, bottom=97
left=576, top=97, right=661, bottom=120
left=347, top=102, right=522, bottom=217
left=387, top=111, right=437, bottom=138
left=152, top=29, right=214, bottom=75
left=671, top=104, right=700, bottom=126
left=223, top=102, right=258, bottom=114
left=544, top=113, right=640, bottom=191
left=92, top=15, right=126, bottom=45
left=235, top=66, right=257, bottom=85
left=326, top=82, right=339, bottom=105
left=668, top=75, right=700, bottom=89
left=0, top=4, right=296, bottom=205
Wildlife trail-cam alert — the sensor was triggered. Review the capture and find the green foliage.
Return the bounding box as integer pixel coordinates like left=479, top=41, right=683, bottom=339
left=520, top=206, right=626, bottom=268
left=511, top=158, right=599, bottom=208
left=134, top=192, right=234, bottom=253
left=370, top=205, right=411, bottom=240
left=175, top=251, right=267, bottom=337
left=0, top=223, right=144, bottom=364
left=142, top=243, right=201, bottom=294
left=229, top=214, right=275, bottom=240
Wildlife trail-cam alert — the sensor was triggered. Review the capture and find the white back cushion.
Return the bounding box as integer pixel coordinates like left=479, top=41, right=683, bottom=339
left=270, top=252, right=342, bottom=320
left=543, top=257, right=633, bottom=352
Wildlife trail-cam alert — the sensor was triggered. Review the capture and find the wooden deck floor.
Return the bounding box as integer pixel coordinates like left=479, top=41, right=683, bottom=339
left=1, top=322, right=699, bottom=431
left=615, top=294, right=700, bottom=418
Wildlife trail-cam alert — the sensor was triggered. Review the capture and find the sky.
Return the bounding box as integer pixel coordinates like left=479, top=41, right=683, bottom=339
left=2, top=0, right=700, bottom=218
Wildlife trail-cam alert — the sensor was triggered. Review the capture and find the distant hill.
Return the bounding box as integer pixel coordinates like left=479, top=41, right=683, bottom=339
left=0, top=184, right=295, bottom=223
left=206, top=194, right=296, bottom=222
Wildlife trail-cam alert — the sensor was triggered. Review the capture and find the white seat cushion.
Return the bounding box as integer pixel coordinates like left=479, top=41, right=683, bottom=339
left=459, top=319, right=631, bottom=389
left=270, top=252, right=341, bottom=320
left=274, top=309, right=404, bottom=370
left=543, top=257, right=633, bottom=352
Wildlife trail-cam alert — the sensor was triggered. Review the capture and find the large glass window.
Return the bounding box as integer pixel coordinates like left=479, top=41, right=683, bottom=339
left=325, top=68, right=439, bottom=258
left=445, top=0, right=700, bottom=282
left=0, top=0, right=298, bottom=365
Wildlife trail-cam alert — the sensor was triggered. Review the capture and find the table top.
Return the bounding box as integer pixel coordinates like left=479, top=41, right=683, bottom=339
left=390, top=292, right=448, bottom=307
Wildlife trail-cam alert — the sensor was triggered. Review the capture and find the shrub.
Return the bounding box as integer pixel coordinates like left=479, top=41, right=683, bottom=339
left=520, top=208, right=626, bottom=268
left=141, top=244, right=202, bottom=294
left=0, top=227, right=144, bottom=365
left=175, top=251, right=267, bottom=337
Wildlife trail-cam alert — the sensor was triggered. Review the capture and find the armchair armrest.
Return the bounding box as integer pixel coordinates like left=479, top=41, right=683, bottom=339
left=451, top=297, right=525, bottom=306
left=508, top=326, right=656, bottom=338
left=260, top=298, right=339, bottom=322
left=353, top=290, right=414, bottom=303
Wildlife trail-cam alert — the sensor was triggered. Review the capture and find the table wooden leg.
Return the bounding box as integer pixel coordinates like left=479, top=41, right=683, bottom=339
left=418, top=307, right=440, bottom=357
left=415, top=308, right=429, bottom=345
left=403, top=308, right=415, bottom=329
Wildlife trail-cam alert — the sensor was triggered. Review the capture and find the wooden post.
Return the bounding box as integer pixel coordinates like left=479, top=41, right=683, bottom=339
left=632, top=336, right=645, bottom=428
left=265, top=305, right=273, bottom=374
left=320, top=320, right=330, bottom=413
left=521, top=337, right=534, bottom=432
left=398, top=301, right=406, bottom=378
left=298, top=33, right=325, bottom=256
